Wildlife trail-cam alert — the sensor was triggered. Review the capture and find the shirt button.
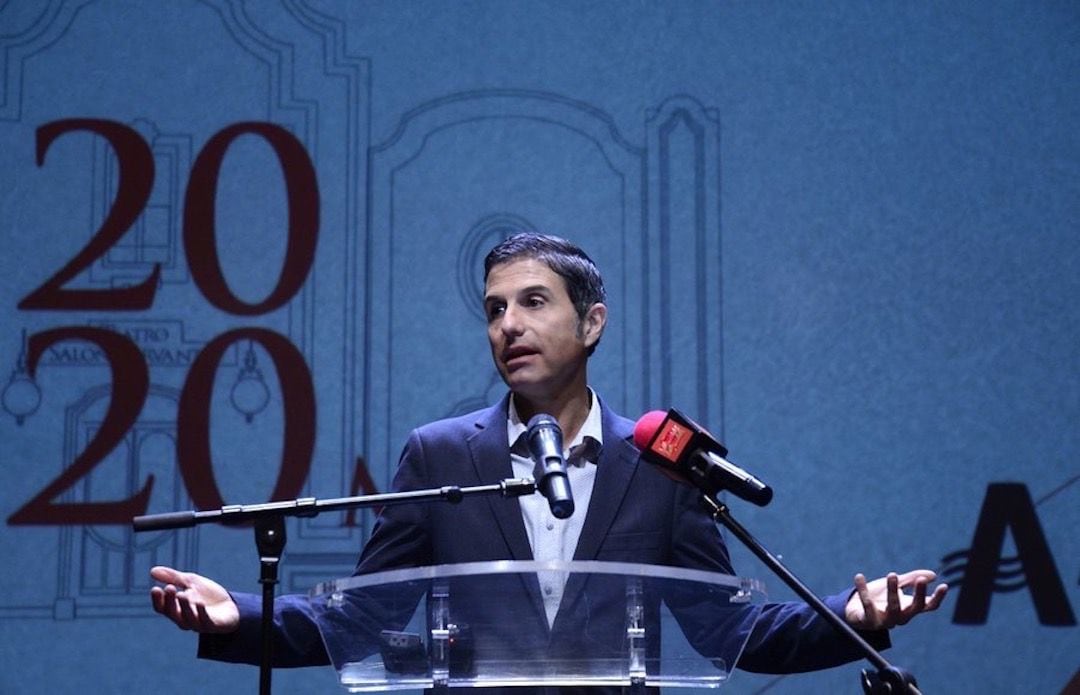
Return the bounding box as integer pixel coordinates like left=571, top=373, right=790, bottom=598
left=543, top=585, right=553, bottom=595
left=546, top=522, right=555, bottom=530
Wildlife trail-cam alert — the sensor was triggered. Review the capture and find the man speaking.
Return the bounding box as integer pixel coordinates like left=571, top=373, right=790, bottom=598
left=150, top=233, right=947, bottom=683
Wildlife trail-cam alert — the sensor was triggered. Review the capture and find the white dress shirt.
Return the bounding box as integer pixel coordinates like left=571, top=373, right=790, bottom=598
left=507, top=390, right=603, bottom=627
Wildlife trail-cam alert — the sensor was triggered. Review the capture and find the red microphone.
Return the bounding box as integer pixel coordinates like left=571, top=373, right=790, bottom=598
left=632, top=411, right=689, bottom=484
left=634, top=409, right=773, bottom=507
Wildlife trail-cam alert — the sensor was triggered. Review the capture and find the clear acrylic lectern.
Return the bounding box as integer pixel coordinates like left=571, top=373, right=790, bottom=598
left=309, top=560, right=765, bottom=692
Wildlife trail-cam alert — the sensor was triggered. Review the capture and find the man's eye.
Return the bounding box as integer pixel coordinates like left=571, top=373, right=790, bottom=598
left=526, top=296, right=545, bottom=307
left=486, top=305, right=505, bottom=320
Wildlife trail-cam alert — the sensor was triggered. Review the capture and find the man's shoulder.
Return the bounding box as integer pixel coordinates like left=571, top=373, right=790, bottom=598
left=596, top=395, right=635, bottom=442
left=406, top=392, right=634, bottom=443
left=606, top=409, right=635, bottom=433
left=411, top=401, right=505, bottom=440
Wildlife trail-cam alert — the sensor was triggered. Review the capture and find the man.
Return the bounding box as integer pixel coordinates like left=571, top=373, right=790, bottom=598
left=151, top=233, right=947, bottom=679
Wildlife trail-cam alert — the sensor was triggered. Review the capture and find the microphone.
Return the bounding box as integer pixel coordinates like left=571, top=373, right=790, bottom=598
left=633, top=409, right=773, bottom=507
left=526, top=413, right=575, bottom=519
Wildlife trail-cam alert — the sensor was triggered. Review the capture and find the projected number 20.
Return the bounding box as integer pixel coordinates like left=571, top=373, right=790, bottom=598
left=9, top=119, right=318, bottom=526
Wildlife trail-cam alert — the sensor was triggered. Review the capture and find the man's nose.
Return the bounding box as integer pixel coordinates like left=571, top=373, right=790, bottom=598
left=500, top=305, right=524, bottom=336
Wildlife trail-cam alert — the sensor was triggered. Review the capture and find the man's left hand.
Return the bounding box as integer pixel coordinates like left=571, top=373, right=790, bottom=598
left=844, top=569, right=948, bottom=630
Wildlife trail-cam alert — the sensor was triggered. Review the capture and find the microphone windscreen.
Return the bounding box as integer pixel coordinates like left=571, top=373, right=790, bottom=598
left=633, top=410, right=668, bottom=449
left=527, top=413, right=558, bottom=430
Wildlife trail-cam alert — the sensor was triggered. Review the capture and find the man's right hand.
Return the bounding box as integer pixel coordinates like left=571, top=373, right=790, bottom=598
left=150, top=566, right=240, bottom=634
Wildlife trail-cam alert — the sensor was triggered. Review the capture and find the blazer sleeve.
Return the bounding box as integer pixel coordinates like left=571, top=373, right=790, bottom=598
left=198, top=427, right=436, bottom=668
left=666, top=481, right=889, bottom=674
left=355, top=428, right=435, bottom=573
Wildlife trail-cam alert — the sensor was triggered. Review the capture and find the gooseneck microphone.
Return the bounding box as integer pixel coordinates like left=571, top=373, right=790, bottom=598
left=633, top=409, right=773, bottom=507
left=526, top=413, right=575, bottom=519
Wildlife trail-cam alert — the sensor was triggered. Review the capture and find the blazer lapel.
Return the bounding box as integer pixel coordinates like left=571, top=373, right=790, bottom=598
left=466, top=394, right=550, bottom=634
left=466, top=395, right=535, bottom=561
left=572, top=403, right=638, bottom=561
left=552, top=403, right=639, bottom=638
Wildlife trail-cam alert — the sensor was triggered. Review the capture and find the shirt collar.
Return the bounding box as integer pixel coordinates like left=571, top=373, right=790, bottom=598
left=507, top=388, right=604, bottom=463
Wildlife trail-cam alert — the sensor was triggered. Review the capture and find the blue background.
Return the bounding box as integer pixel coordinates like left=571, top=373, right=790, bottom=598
left=0, top=1, right=1077, bottom=692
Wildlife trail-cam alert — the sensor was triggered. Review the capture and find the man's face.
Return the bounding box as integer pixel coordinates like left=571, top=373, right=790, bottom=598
left=483, top=258, right=605, bottom=402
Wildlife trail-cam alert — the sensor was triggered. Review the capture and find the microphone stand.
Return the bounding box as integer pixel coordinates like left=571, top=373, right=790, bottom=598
left=133, top=478, right=537, bottom=695
left=700, top=496, right=922, bottom=695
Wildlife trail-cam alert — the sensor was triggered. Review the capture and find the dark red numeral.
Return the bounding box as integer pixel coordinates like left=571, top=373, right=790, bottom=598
left=177, top=328, right=315, bottom=510
left=13, top=120, right=323, bottom=524
left=183, top=122, right=318, bottom=316
left=18, top=120, right=160, bottom=311
left=7, top=328, right=153, bottom=524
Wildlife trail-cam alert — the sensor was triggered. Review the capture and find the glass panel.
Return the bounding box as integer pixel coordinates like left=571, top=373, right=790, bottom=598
left=308, top=560, right=764, bottom=692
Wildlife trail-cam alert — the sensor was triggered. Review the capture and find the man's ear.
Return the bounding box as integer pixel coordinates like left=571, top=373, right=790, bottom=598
left=582, top=303, right=607, bottom=348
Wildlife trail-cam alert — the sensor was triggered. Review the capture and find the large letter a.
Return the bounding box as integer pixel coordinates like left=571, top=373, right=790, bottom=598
left=953, top=482, right=1075, bottom=625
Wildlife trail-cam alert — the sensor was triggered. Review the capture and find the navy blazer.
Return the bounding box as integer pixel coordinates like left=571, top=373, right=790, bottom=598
left=201, top=394, right=886, bottom=676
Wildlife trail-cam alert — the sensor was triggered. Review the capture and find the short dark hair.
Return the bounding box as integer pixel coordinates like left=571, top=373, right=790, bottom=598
left=483, top=233, right=607, bottom=319
left=484, top=233, right=607, bottom=355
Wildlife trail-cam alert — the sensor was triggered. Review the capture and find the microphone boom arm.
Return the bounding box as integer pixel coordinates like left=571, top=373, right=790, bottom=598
left=132, top=477, right=537, bottom=532
left=701, top=495, right=922, bottom=695
left=133, top=476, right=537, bottom=695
